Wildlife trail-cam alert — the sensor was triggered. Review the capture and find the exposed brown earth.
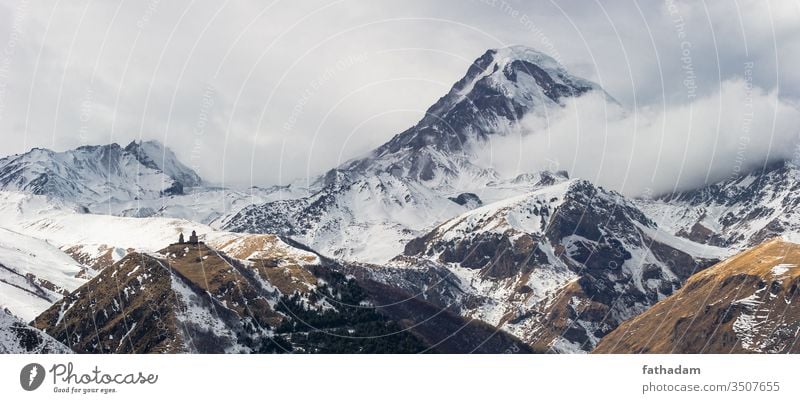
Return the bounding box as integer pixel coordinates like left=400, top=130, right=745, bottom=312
left=162, top=243, right=283, bottom=328
left=33, top=252, right=192, bottom=353
left=594, top=238, right=800, bottom=353
left=32, top=240, right=436, bottom=353
left=33, top=243, right=290, bottom=353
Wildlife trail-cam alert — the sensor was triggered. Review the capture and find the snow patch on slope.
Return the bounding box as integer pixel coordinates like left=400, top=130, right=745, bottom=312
left=770, top=263, right=795, bottom=277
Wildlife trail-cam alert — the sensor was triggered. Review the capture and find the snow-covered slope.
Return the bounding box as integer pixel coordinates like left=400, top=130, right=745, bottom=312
left=0, top=191, right=82, bottom=222
left=225, top=172, right=470, bottom=263
left=91, top=185, right=309, bottom=227
left=225, top=171, right=573, bottom=263
left=0, top=228, right=88, bottom=321
left=0, top=190, right=213, bottom=278
left=0, top=184, right=298, bottom=271
left=13, top=212, right=215, bottom=254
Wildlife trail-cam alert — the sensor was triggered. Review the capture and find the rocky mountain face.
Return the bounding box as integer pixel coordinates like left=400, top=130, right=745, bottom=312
left=123, top=141, right=203, bottom=189
left=338, top=46, right=605, bottom=185
left=352, top=179, right=727, bottom=352
left=0, top=140, right=308, bottom=225
left=595, top=238, right=800, bottom=353
left=224, top=46, right=610, bottom=263
left=223, top=171, right=574, bottom=263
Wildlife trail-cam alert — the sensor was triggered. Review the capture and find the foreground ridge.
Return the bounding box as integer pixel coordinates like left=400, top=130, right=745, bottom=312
left=594, top=238, right=800, bottom=353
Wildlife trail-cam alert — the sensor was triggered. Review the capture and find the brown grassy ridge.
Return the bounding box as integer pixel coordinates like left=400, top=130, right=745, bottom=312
left=594, top=238, right=800, bottom=353
left=160, top=243, right=284, bottom=328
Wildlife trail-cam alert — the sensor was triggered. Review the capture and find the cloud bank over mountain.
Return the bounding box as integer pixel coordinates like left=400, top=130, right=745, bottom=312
left=480, top=79, right=800, bottom=196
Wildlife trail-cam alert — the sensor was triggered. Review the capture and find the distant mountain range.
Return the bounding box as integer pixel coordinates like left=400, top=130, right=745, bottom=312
left=1, top=46, right=798, bottom=354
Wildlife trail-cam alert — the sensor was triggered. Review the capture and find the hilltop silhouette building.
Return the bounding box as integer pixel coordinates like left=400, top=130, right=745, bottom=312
left=176, top=230, right=202, bottom=245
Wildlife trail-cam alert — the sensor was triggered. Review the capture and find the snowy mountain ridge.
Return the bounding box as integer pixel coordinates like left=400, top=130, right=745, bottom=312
left=638, top=160, right=800, bottom=252
left=0, top=140, right=199, bottom=207
left=367, top=178, right=729, bottom=352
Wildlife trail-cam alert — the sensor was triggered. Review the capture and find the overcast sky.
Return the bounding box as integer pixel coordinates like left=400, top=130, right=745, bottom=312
left=0, top=0, right=798, bottom=188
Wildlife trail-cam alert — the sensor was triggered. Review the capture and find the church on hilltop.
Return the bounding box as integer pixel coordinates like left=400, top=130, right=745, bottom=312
left=176, top=230, right=202, bottom=245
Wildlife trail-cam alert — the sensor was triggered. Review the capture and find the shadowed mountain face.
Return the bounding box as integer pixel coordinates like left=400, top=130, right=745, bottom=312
left=594, top=239, right=800, bottom=354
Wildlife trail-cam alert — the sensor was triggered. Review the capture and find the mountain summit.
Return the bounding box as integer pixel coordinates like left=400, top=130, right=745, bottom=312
left=330, top=46, right=607, bottom=189
left=359, top=46, right=603, bottom=158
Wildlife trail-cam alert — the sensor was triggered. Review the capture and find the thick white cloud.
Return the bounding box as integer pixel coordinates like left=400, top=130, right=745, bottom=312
left=0, top=0, right=797, bottom=187
left=480, top=80, right=800, bottom=196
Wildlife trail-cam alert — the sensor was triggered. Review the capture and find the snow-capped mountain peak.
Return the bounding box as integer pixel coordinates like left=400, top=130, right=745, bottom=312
left=124, top=140, right=203, bottom=187
left=332, top=46, right=607, bottom=192
left=432, top=45, right=602, bottom=116
left=0, top=140, right=205, bottom=207
left=376, top=46, right=602, bottom=152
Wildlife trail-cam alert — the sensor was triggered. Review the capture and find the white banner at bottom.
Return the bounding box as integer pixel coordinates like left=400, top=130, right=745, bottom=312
left=0, top=354, right=794, bottom=402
